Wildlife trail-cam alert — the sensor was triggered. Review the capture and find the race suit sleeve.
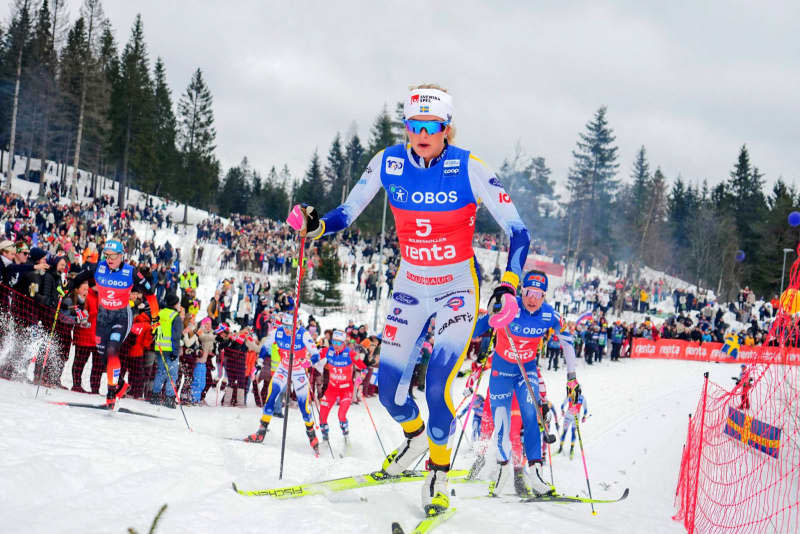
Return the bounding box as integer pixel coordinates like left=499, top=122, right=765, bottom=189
left=473, top=313, right=491, bottom=338
left=551, top=312, right=577, bottom=375
left=319, top=151, right=385, bottom=236
left=257, top=331, right=276, bottom=365
left=581, top=397, right=589, bottom=418
left=467, top=155, right=530, bottom=287
left=302, top=330, right=321, bottom=364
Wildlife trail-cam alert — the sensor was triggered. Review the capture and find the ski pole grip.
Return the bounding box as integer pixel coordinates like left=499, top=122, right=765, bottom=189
left=286, top=205, right=305, bottom=231
left=488, top=294, right=518, bottom=329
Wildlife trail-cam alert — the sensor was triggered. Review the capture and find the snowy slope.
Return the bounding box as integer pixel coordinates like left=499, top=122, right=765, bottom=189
left=1, top=354, right=740, bottom=534
left=0, top=162, right=732, bottom=533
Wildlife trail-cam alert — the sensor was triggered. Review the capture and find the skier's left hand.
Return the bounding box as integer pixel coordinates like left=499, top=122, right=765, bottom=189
left=581, top=416, right=587, bottom=423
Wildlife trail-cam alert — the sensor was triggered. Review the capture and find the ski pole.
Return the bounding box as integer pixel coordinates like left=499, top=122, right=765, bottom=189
left=574, top=416, right=596, bottom=515
left=215, top=351, right=225, bottom=406
left=157, top=347, right=192, bottom=431
left=306, top=366, right=335, bottom=459
left=359, top=382, right=388, bottom=458
left=35, top=286, right=66, bottom=399
left=279, top=236, right=306, bottom=480
left=451, top=331, right=496, bottom=466
left=451, top=359, right=488, bottom=469
left=503, top=327, right=555, bottom=443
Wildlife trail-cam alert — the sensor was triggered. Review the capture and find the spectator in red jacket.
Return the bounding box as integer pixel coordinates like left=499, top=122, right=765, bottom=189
left=67, top=273, right=100, bottom=393
left=121, top=298, right=157, bottom=399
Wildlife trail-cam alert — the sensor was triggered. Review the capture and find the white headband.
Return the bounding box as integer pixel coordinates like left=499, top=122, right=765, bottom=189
left=403, top=88, right=454, bottom=122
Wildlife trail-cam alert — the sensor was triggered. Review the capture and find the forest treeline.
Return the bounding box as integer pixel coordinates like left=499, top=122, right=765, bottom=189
left=1, top=1, right=793, bottom=298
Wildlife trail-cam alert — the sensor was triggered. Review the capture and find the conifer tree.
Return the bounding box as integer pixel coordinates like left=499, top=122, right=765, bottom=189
left=3, top=0, right=33, bottom=184
left=177, top=67, right=218, bottom=220
left=726, top=145, right=767, bottom=281
left=294, top=149, right=325, bottom=206
left=23, top=0, right=56, bottom=185
left=56, top=16, right=87, bottom=189
left=566, top=106, right=619, bottom=264
left=754, top=180, right=797, bottom=295
left=344, top=132, right=364, bottom=197
left=59, top=0, right=103, bottom=198
left=109, top=14, right=155, bottom=207
left=325, top=133, right=346, bottom=207
left=313, top=242, right=342, bottom=308
left=151, top=57, right=177, bottom=197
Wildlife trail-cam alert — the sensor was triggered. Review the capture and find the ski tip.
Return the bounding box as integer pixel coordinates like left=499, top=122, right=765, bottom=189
left=231, top=482, right=239, bottom=493
left=390, top=521, right=404, bottom=534
left=621, top=487, right=630, bottom=499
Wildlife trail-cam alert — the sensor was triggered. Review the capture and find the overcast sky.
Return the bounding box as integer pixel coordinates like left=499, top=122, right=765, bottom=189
left=74, top=1, right=799, bottom=192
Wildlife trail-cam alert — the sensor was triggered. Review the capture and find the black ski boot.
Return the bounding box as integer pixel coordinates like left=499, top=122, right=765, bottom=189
left=105, top=384, right=118, bottom=410
left=513, top=466, right=529, bottom=497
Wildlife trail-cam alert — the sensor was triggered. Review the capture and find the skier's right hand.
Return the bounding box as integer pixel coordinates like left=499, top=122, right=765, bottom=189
left=287, top=204, right=323, bottom=239
left=567, top=373, right=581, bottom=402
left=254, top=359, right=263, bottom=375
left=487, top=283, right=518, bottom=329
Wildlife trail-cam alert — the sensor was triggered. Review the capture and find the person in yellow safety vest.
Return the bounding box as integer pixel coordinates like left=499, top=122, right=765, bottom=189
left=188, top=266, right=199, bottom=289
left=291, top=256, right=308, bottom=269
left=188, top=299, right=200, bottom=318
left=151, top=293, right=183, bottom=409
left=179, top=271, right=191, bottom=299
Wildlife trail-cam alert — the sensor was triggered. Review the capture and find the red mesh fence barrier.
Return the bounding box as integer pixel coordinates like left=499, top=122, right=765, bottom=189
left=674, top=247, right=800, bottom=533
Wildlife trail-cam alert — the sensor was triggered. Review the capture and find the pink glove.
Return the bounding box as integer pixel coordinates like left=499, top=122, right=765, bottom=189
left=488, top=288, right=518, bottom=329
left=286, top=204, right=305, bottom=231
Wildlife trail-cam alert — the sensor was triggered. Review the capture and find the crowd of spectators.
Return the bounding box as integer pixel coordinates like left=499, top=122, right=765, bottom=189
left=0, top=177, right=787, bottom=413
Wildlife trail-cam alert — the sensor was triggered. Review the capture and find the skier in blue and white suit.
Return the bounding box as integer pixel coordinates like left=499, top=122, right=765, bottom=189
left=473, top=270, right=580, bottom=497
left=245, top=312, right=323, bottom=454
left=289, top=84, right=529, bottom=514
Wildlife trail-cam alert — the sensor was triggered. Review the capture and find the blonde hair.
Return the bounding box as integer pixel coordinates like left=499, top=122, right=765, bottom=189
left=407, top=83, right=456, bottom=143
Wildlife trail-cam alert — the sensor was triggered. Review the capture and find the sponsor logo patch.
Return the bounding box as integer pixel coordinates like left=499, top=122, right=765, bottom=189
left=392, top=292, right=419, bottom=306
left=489, top=177, right=503, bottom=188
left=445, top=296, right=465, bottom=311
left=434, top=289, right=473, bottom=302
left=437, top=312, right=474, bottom=335
left=386, top=157, right=404, bottom=176
left=389, top=185, right=408, bottom=203
left=383, top=324, right=398, bottom=342
left=444, top=159, right=460, bottom=168
left=410, top=191, right=458, bottom=204
left=406, top=272, right=454, bottom=285
left=387, top=311, right=408, bottom=325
